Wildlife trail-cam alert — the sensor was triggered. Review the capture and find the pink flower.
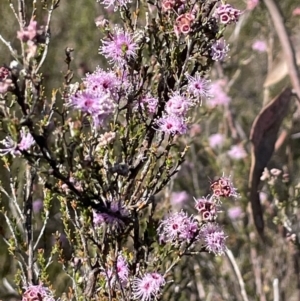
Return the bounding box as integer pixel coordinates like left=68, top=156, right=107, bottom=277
left=211, top=39, right=230, bottom=61
left=158, top=210, right=199, bottom=244
left=186, top=73, right=211, bottom=100
left=97, top=0, right=132, bottom=11
left=69, top=90, right=109, bottom=114
left=214, top=4, right=242, bottom=25
left=0, top=130, right=35, bottom=157
left=137, top=95, right=159, bottom=113
left=227, top=144, right=247, bottom=160
left=132, top=273, right=165, bottom=301
left=100, top=26, right=138, bottom=65
left=247, top=0, right=259, bottom=10
left=17, top=18, right=45, bottom=45
left=22, top=284, right=55, bottom=301
left=174, top=13, right=195, bottom=36
left=228, top=206, right=243, bottom=220
left=155, top=115, right=187, bottom=135
left=208, top=133, right=225, bottom=149
left=210, top=175, right=239, bottom=199
left=200, top=223, right=227, bottom=255
left=17, top=131, right=35, bottom=152
left=252, top=40, right=267, bottom=52
left=207, top=80, right=231, bottom=107
left=84, top=67, right=121, bottom=99
left=194, top=197, right=218, bottom=221
left=17, top=19, right=38, bottom=42
left=104, top=254, right=129, bottom=286
left=165, top=93, right=190, bottom=116
left=69, top=90, right=116, bottom=127
left=293, top=7, right=300, bottom=16
left=170, top=191, right=189, bottom=206
left=162, top=0, right=175, bottom=12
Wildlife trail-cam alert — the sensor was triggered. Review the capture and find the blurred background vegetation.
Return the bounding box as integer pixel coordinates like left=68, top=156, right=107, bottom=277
left=1, top=0, right=300, bottom=300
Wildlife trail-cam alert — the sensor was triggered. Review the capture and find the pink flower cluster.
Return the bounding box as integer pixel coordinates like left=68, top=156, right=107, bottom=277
left=100, top=253, right=165, bottom=300
left=194, top=197, right=218, bottom=221
left=207, top=79, right=231, bottom=107
left=214, top=4, right=242, bottom=25
left=186, top=73, right=211, bottom=101
left=132, top=272, right=165, bottom=301
left=161, top=0, right=183, bottom=12
left=155, top=73, right=212, bottom=135
left=158, top=175, right=237, bottom=255
left=22, top=284, right=55, bottom=301
left=200, top=223, right=227, bottom=255
left=137, top=95, right=159, bottom=114
left=17, top=18, right=45, bottom=59
left=174, top=12, right=195, bottom=36
left=158, top=210, right=199, bottom=244
left=103, top=253, right=129, bottom=287
left=17, top=19, right=41, bottom=42
left=100, top=26, right=138, bottom=66
left=210, top=175, right=239, bottom=199
left=155, top=92, right=191, bottom=135
left=68, top=67, right=128, bottom=127
left=211, top=39, right=230, bottom=61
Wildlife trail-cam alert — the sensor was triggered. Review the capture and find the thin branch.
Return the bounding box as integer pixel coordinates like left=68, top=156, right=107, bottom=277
left=33, top=209, right=49, bottom=251
left=225, top=248, right=249, bottom=301
left=9, top=0, right=20, bottom=22
left=273, top=278, right=279, bottom=301
left=24, top=166, right=36, bottom=284
left=36, top=2, right=55, bottom=73
left=0, top=34, right=20, bottom=62
left=3, top=212, right=28, bottom=270
left=17, top=0, right=26, bottom=64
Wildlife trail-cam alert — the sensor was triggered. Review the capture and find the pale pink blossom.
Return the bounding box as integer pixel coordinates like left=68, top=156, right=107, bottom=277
left=247, top=0, right=259, bottom=11
left=162, top=0, right=175, bottom=12
left=207, top=80, right=231, bottom=107
left=132, top=273, right=165, bottom=301
left=293, top=7, right=300, bottom=16
left=200, top=223, right=227, bottom=255
left=170, top=191, right=189, bottom=206
left=208, top=133, right=225, bottom=149
left=22, top=284, right=55, bottom=301
left=252, top=40, right=267, bottom=53
left=228, top=206, right=243, bottom=220
left=227, top=144, right=247, bottom=160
